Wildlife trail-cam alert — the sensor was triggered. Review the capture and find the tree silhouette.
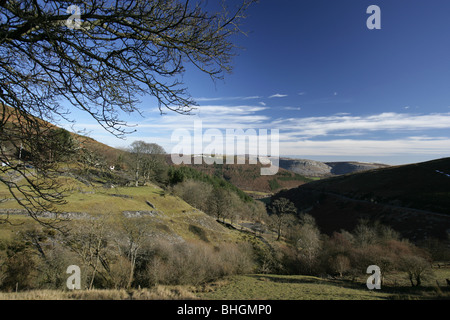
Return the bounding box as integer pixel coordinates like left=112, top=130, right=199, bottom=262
left=270, top=197, right=297, bottom=241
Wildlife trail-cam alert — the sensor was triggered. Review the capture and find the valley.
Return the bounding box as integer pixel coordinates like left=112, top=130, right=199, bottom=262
left=0, top=118, right=449, bottom=300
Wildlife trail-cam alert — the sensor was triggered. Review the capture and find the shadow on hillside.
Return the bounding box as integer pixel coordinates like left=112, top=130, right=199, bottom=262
left=248, top=275, right=450, bottom=299
left=249, top=274, right=356, bottom=288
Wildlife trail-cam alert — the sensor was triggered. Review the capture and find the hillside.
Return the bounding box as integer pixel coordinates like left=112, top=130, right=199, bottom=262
left=0, top=103, right=128, bottom=171
left=167, top=155, right=314, bottom=194
left=279, top=157, right=390, bottom=177
left=326, top=161, right=391, bottom=175
left=0, top=176, right=242, bottom=245
left=0, top=106, right=248, bottom=245
left=75, top=134, right=128, bottom=168
left=275, top=157, right=450, bottom=242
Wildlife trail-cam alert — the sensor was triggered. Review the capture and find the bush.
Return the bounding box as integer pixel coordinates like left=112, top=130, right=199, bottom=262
left=145, top=240, right=255, bottom=286
left=108, top=256, right=132, bottom=290
left=313, top=220, right=436, bottom=284
left=36, top=244, right=78, bottom=290
left=399, top=254, right=434, bottom=287
left=1, top=240, right=38, bottom=291
left=172, top=180, right=212, bottom=213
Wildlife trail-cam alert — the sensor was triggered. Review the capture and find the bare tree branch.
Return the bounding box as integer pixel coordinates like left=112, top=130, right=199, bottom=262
left=0, top=0, right=256, bottom=225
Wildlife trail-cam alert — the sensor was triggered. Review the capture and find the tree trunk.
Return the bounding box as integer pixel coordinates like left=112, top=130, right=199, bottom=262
left=416, top=275, right=421, bottom=287
left=135, top=171, right=139, bottom=187
left=276, top=220, right=282, bottom=241
left=127, top=248, right=138, bottom=289
left=409, top=274, right=415, bottom=287
left=135, top=159, right=140, bottom=187
left=89, top=258, right=98, bottom=290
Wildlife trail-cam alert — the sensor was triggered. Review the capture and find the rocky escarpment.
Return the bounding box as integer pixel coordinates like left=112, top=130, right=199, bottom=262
left=279, top=158, right=332, bottom=177
left=279, top=158, right=390, bottom=177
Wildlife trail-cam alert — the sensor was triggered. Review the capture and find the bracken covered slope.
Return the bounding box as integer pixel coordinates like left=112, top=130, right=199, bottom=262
left=275, top=157, right=450, bottom=241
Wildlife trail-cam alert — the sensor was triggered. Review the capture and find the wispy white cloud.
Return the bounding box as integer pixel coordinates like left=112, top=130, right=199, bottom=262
left=280, top=137, right=450, bottom=157
left=242, top=96, right=262, bottom=100
left=194, top=96, right=262, bottom=102
left=127, top=111, right=450, bottom=143
left=274, top=112, right=450, bottom=138
left=269, top=93, right=288, bottom=98
left=194, top=105, right=268, bottom=115
left=68, top=106, right=450, bottom=162
left=132, top=105, right=270, bottom=132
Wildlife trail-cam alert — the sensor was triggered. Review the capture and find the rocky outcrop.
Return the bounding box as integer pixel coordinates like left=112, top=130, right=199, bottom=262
left=279, top=158, right=389, bottom=177
left=279, top=158, right=332, bottom=177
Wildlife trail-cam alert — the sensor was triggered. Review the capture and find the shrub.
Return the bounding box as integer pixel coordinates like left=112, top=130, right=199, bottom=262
left=172, top=180, right=212, bottom=212
left=315, top=220, right=437, bottom=283
left=36, top=244, right=78, bottom=290
left=329, top=254, right=352, bottom=277
left=399, top=254, right=434, bottom=287
left=1, top=241, right=38, bottom=291
left=145, top=240, right=255, bottom=286
left=108, top=256, right=132, bottom=290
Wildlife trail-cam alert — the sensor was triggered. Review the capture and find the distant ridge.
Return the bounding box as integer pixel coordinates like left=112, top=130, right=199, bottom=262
left=275, top=157, right=450, bottom=242
left=279, top=157, right=390, bottom=177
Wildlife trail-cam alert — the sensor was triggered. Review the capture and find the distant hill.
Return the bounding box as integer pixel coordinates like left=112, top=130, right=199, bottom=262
left=279, top=158, right=390, bottom=177
left=167, top=155, right=314, bottom=194
left=275, top=157, right=450, bottom=242
left=166, top=156, right=390, bottom=195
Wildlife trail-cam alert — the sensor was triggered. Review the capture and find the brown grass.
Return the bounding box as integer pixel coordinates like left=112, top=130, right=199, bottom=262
left=0, top=286, right=197, bottom=300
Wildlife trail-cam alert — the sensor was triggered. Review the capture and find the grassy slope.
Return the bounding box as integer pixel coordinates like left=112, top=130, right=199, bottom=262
left=15, top=268, right=442, bottom=300
left=0, top=275, right=389, bottom=300
left=0, top=175, right=242, bottom=244
left=199, top=274, right=390, bottom=300
left=1, top=268, right=449, bottom=300
left=199, top=267, right=450, bottom=300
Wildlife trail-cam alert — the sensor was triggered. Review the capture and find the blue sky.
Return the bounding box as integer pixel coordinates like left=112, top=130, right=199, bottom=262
left=68, top=0, right=450, bottom=165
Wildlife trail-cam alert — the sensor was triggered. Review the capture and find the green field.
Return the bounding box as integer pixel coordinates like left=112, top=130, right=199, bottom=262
left=198, top=274, right=390, bottom=300
left=2, top=270, right=449, bottom=300
left=198, top=270, right=450, bottom=300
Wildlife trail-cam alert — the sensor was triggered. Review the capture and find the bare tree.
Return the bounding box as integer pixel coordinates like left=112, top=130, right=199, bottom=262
left=0, top=0, right=255, bottom=223
left=129, top=140, right=166, bottom=187
left=62, top=217, right=113, bottom=289
left=172, top=179, right=212, bottom=212
left=117, top=217, right=151, bottom=289
left=353, top=219, right=378, bottom=248
left=208, top=187, right=232, bottom=223
left=296, top=218, right=321, bottom=274
left=399, top=254, right=433, bottom=287
left=330, top=254, right=351, bottom=278
left=269, top=197, right=297, bottom=241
